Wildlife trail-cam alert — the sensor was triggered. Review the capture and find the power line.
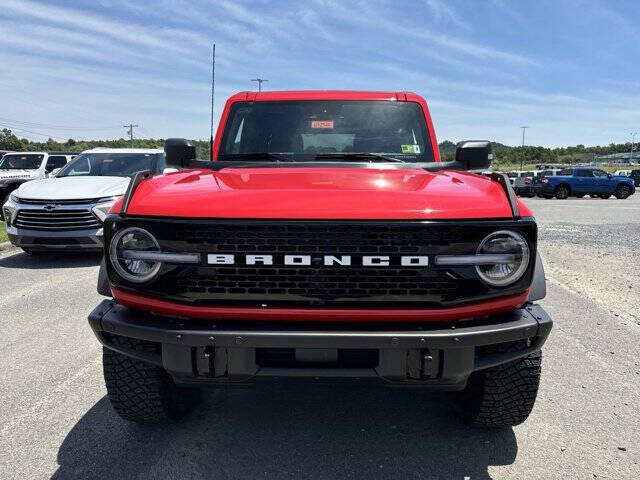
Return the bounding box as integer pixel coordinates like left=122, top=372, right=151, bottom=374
left=0, top=122, right=68, bottom=142
left=251, top=77, right=268, bottom=92
left=123, top=123, right=139, bottom=147
left=0, top=116, right=121, bottom=131
left=138, top=126, right=157, bottom=139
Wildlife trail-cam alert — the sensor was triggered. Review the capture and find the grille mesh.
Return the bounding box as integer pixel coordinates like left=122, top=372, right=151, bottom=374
left=170, top=223, right=466, bottom=254
left=173, top=266, right=458, bottom=300
left=15, top=209, right=100, bottom=231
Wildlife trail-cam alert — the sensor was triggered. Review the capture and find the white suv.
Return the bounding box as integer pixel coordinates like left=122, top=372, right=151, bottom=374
left=0, top=152, right=75, bottom=214
left=2, top=148, right=166, bottom=253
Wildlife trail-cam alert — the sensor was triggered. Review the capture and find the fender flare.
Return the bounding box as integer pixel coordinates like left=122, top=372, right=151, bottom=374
left=527, top=251, right=546, bottom=302
left=97, top=257, right=112, bottom=297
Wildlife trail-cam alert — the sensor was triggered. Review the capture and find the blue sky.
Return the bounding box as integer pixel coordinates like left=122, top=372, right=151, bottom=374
left=1, top=0, right=639, bottom=147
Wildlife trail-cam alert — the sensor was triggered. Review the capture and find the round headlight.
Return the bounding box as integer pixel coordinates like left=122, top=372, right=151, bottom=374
left=475, top=230, right=530, bottom=287
left=109, top=227, right=161, bottom=283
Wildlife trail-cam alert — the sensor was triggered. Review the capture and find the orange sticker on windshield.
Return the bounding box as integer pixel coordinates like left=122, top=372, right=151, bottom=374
left=311, top=120, right=334, bottom=129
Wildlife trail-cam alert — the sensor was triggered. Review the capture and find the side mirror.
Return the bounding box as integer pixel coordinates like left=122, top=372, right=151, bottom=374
left=164, top=138, right=196, bottom=168
left=455, top=140, right=492, bottom=171
left=44, top=165, right=54, bottom=174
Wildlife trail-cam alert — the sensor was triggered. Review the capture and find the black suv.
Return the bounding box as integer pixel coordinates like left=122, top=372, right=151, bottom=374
left=630, top=170, right=640, bottom=187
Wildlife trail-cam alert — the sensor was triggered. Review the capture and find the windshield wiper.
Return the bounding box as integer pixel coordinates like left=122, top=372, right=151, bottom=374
left=314, top=153, right=406, bottom=163
left=217, top=153, right=295, bottom=162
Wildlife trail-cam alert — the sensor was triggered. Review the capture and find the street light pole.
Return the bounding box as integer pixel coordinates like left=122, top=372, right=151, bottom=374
left=519, top=126, right=528, bottom=171
left=631, top=132, right=637, bottom=164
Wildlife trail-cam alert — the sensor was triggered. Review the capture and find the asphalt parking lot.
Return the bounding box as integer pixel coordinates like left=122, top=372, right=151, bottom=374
left=0, top=195, right=639, bottom=479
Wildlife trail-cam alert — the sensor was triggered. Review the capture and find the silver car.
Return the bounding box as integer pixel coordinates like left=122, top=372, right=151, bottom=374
left=2, top=148, right=166, bottom=253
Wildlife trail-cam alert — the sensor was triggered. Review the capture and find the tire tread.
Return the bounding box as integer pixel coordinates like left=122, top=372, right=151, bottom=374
left=103, top=336, right=198, bottom=423
left=454, top=343, right=542, bottom=427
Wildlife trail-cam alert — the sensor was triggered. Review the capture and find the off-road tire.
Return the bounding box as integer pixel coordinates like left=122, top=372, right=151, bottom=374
left=614, top=185, right=631, bottom=199
left=554, top=185, right=570, bottom=199
left=103, top=337, right=201, bottom=423
left=452, top=346, right=542, bottom=427
left=599, top=194, right=611, bottom=199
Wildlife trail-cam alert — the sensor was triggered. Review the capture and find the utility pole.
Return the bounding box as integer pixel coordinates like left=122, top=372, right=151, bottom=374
left=631, top=132, right=637, bottom=164
left=251, top=77, right=268, bottom=92
left=123, top=123, right=139, bottom=147
left=210, top=44, right=216, bottom=162
left=519, top=126, right=528, bottom=171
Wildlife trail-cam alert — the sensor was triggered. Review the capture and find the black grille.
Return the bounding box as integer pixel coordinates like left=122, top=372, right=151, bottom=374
left=167, top=223, right=466, bottom=254
left=15, top=209, right=100, bottom=231
left=107, top=219, right=537, bottom=307
left=173, top=267, right=458, bottom=300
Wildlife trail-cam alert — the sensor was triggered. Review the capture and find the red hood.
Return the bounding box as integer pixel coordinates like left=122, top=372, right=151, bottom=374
left=123, top=167, right=529, bottom=220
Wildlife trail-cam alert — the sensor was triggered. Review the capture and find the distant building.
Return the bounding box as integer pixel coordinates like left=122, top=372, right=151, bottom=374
left=595, top=152, right=640, bottom=164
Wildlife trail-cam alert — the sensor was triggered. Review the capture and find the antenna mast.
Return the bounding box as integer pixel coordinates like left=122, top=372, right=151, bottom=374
left=209, top=44, right=216, bottom=162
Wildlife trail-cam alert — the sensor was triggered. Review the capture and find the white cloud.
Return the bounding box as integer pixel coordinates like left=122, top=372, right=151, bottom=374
left=424, top=0, right=471, bottom=30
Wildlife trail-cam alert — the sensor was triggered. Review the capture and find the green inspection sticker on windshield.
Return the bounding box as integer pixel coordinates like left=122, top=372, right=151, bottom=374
left=401, top=144, right=421, bottom=154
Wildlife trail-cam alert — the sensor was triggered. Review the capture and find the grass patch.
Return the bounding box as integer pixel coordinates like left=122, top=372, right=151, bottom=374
left=0, top=221, right=8, bottom=243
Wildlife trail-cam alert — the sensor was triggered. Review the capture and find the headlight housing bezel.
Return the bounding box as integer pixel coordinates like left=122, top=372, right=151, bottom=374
left=109, top=226, right=162, bottom=283
left=475, top=230, right=531, bottom=287
left=91, top=196, right=122, bottom=222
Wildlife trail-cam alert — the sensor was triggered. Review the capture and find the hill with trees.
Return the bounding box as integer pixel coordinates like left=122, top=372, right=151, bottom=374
left=1, top=128, right=636, bottom=167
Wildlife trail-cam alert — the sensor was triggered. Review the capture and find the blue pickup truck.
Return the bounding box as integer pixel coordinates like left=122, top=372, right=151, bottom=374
left=540, top=167, right=636, bottom=199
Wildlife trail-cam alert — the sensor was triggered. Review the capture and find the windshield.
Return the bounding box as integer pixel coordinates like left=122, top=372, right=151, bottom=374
left=0, top=154, right=44, bottom=170
left=56, top=153, right=162, bottom=178
left=219, top=100, right=434, bottom=162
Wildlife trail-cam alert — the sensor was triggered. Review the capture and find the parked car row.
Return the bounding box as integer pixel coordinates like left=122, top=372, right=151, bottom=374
left=2, top=148, right=167, bottom=253
left=508, top=167, right=636, bottom=199
left=0, top=151, right=76, bottom=210
left=510, top=169, right=563, bottom=197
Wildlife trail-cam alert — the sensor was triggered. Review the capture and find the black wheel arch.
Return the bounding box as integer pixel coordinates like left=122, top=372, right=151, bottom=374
left=97, top=257, right=111, bottom=297
left=527, top=252, right=546, bottom=302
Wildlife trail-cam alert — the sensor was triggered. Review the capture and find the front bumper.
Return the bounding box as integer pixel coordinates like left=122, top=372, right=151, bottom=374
left=514, top=185, right=535, bottom=196
left=7, top=225, right=103, bottom=251
left=88, top=300, right=553, bottom=389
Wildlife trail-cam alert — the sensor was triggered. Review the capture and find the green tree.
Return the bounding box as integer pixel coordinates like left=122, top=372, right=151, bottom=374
left=0, top=128, right=23, bottom=151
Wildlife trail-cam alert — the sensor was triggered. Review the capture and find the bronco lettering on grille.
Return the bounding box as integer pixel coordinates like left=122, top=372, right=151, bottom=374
left=207, top=254, right=429, bottom=267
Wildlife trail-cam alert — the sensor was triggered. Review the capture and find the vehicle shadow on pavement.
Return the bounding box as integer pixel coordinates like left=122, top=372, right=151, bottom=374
left=53, top=385, right=517, bottom=479
left=0, top=252, right=101, bottom=269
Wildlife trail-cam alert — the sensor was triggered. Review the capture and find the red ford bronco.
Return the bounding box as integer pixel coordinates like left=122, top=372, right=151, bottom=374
left=89, top=91, right=551, bottom=426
